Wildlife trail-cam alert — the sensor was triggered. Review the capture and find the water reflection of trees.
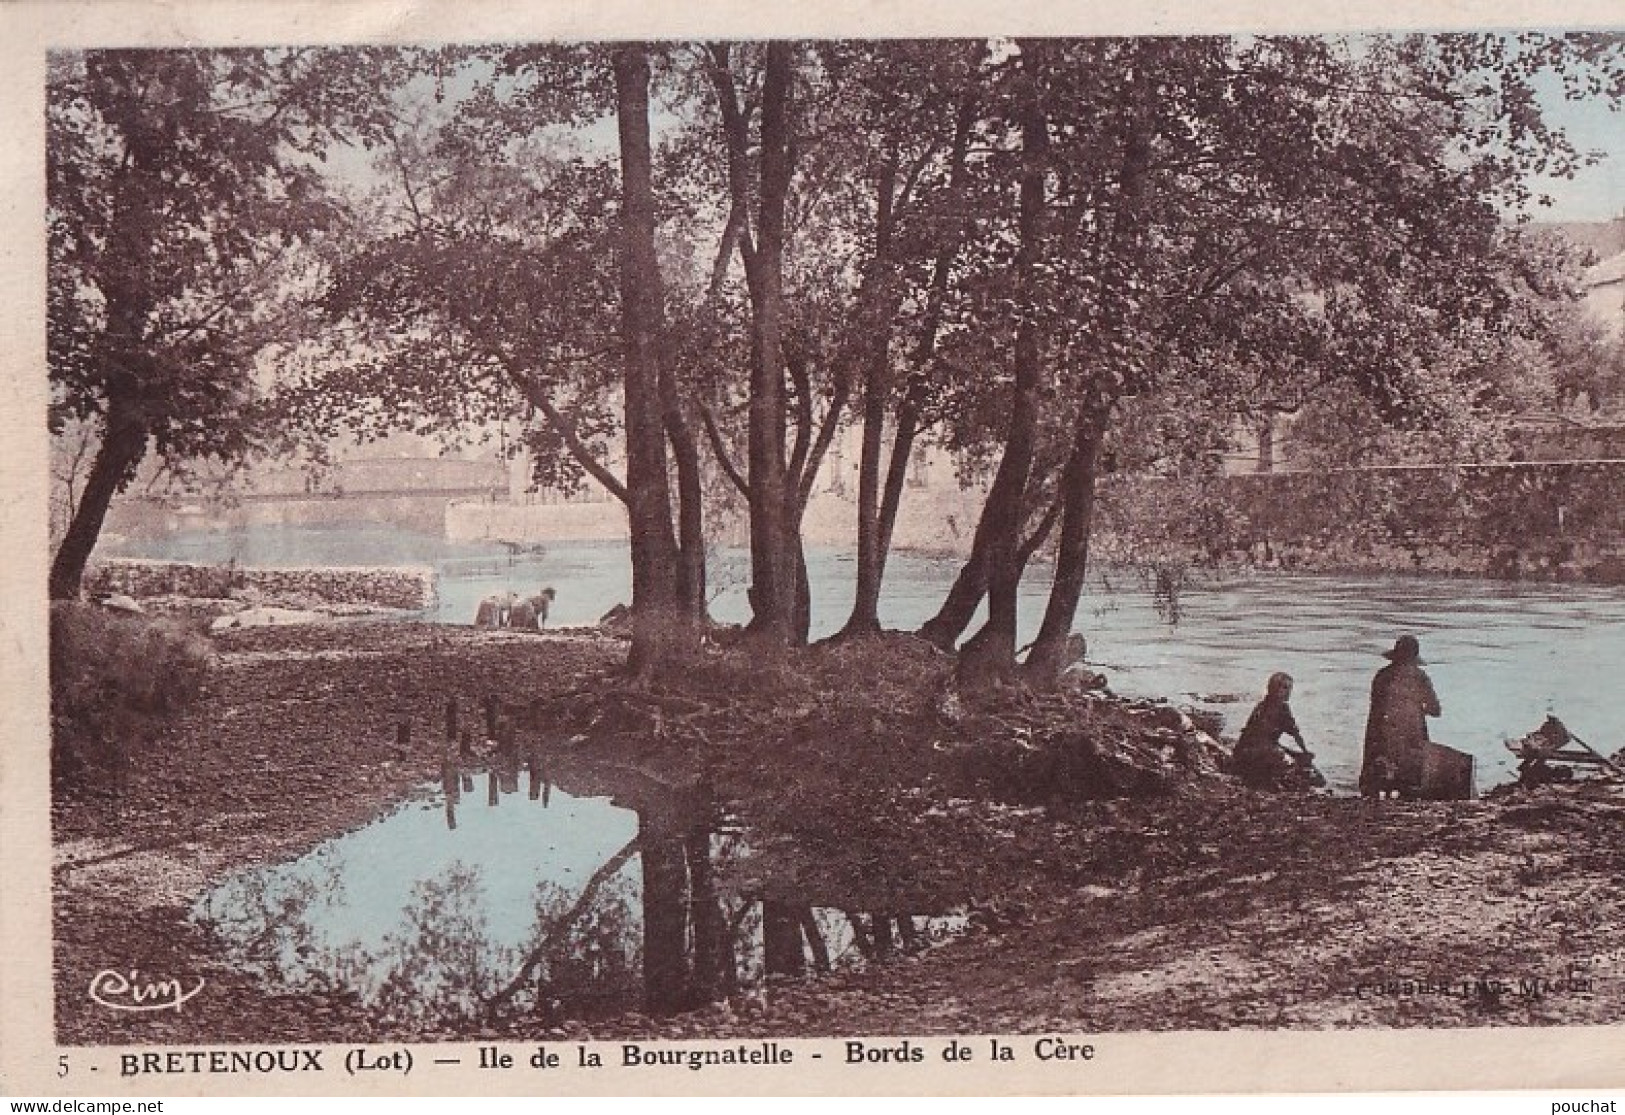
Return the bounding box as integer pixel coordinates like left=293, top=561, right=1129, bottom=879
left=574, top=782, right=951, bottom=1016
left=364, top=864, right=504, bottom=1022
left=194, top=851, right=351, bottom=994
left=730, top=903, right=939, bottom=983
left=200, top=851, right=645, bottom=1027
left=448, top=740, right=961, bottom=1015
left=486, top=837, right=643, bottom=1020
left=200, top=756, right=960, bottom=1028
left=344, top=866, right=644, bottom=1026
left=459, top=756, right=958, bottom=1019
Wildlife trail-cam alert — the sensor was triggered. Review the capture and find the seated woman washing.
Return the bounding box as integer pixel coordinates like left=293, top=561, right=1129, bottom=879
left=1232, top=672, right=1322, bottom=791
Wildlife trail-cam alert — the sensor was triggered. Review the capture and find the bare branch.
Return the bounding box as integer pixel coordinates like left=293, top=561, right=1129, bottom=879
left=698, top=399, right=751, bottom=498
left=797, top=365, right=851, bottom=511
left=485, top=835, right=641, bottom=1013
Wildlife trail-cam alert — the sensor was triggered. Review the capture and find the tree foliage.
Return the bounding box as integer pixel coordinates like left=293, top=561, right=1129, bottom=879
left=46, top=47, right=407, bottom=598
left=56, top=33, right=1624, bottom=683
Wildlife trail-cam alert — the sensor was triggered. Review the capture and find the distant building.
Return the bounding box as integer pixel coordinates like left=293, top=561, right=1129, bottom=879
left=1585, top=249, right=1625, bottom=338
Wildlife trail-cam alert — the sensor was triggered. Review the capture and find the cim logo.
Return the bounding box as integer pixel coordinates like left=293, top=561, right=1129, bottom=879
left=89, top=968, right=205, bottom=1013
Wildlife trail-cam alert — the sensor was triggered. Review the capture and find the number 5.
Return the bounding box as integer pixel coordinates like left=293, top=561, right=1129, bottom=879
left=57, top=1054, right=69, bottom=1077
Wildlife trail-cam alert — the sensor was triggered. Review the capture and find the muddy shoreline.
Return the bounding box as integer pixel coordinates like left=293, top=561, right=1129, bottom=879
left=52, top=622, right=1625, bottom=1044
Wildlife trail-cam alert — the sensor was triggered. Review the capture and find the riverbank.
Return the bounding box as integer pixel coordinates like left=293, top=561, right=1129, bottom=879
left=52, top=623, right=1625, bottom=1045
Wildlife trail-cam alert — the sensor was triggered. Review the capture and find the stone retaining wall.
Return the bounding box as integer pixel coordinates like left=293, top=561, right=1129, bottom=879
left=1097, top=460, right=1625, bottom=585
left=86, top=559, right=438, bottom=610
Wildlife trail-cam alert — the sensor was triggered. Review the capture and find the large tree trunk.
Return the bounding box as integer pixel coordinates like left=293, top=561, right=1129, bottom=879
left=707, top=43, right=806, bottom=645
left=952, top=57, right=1050, bottom=689
left=614, top=45, right=688, bottom=673
left=638, top=807, right=692, bottom=1015
left=784, top=353, right=846, bottom=647
left=49, top=407, right=147, bottom=601
left=740, top=44, right=798, bottom=644
left=1022, top=405, right=1107, bottom=684
left=662, top=378, right=708, bottom=620
left=852, top=402, right=922, bottom=632
left=842, top=161, right=899, bottom=640
left=844, top=358, right=891, bottom=639
left=917, top=523, right=990, bottom=650
left=874, top=394, right=923, bottom=587
left=761, top=900, right=807, bottom=978
left=843, top=62, right=982, bottom=639
left=791, top=526, right=812, bottom=645
left=685, top=822, right=726, bottom=1005
left=918, top=485, right=1061, bottom=652
left=1021, top=64, right=1148, bottom=685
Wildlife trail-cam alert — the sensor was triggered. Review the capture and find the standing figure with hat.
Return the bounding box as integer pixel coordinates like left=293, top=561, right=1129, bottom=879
left=1360, top=634, right=1441, bottom=798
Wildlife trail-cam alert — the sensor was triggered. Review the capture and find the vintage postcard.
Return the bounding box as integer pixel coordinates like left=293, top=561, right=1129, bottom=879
left=3, top=0, right=1625, bottom=1098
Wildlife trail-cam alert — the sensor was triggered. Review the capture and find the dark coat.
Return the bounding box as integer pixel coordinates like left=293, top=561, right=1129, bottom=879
left=1360, top=661, right=1441, bottom=796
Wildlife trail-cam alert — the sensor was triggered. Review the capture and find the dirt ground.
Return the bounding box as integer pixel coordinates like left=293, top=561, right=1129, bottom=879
left=52, top=621, right=1625, bottom=1045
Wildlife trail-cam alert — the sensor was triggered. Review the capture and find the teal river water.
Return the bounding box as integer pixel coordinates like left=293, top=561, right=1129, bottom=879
left=107, top=523, right=1625, bottom=793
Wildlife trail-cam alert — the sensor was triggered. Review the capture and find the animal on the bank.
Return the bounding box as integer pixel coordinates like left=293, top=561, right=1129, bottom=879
left=473, top=591, right=519, bottom=628
left=529, top=586, right=556, bottom=626
left=507, top=587, right=557, bottom=631
left=508, top=598, right=537, bottom=630
left=474, top=587, right=555, bottom=630
left=473, top=595, right=501, bottom=627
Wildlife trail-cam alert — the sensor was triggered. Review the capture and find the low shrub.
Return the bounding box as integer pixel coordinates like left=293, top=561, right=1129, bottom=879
left=50, top=601, right=213, bottom=784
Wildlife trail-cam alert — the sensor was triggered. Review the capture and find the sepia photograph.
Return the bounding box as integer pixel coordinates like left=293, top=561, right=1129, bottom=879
left=5, top=0, right=1625, bottom=1097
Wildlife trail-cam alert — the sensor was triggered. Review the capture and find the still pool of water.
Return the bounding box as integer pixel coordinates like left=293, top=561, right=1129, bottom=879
left=107, top=524, right=1625, bottom=792
left=193, top=762, right=962, bottom=1024
left=195, top=778, right=642, bottom=1021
